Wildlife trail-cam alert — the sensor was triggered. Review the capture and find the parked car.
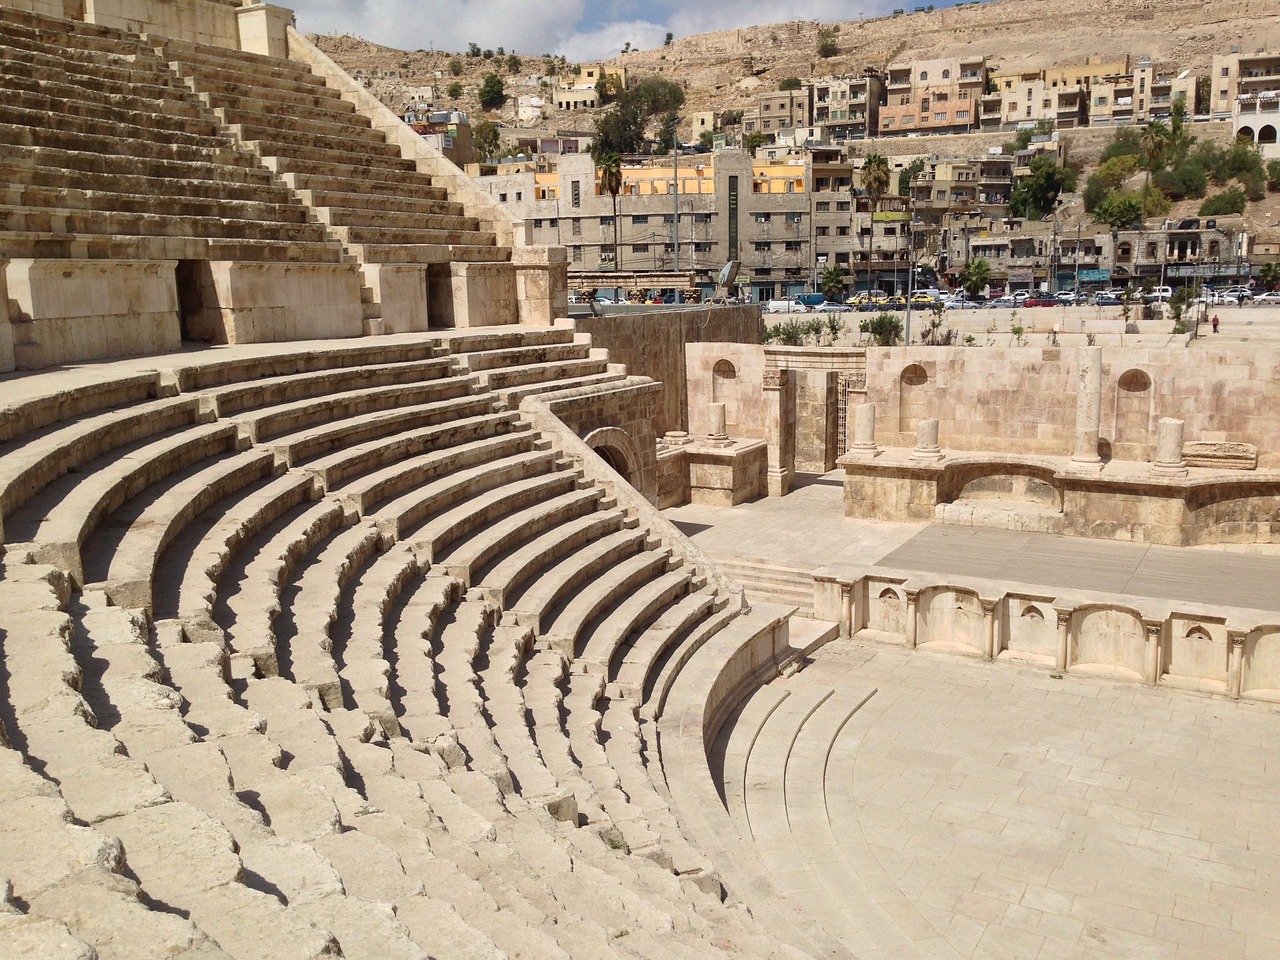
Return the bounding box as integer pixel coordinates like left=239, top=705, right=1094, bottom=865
left=990, top=295, right=1018, bottom=307
left=815, top=301, right=852, bottom=312
left=1055, top=290, right=1087, bottom=305
left=765, top=296, right=813, bottom=313
left=943, top=296, right=982, bottom=310
left=1218, top=286, right=1254, bottom=301
left=1143, top=286, right=1174, bottom=303
left=1024, top=296, right=1060, bottom=307
left=1255, top=291, right=1280, bottom=304
left=1093, top=294, right=1123, bottom=306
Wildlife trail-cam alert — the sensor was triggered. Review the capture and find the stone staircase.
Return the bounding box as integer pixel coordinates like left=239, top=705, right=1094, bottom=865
left=710, top=554, right=819, bottom=617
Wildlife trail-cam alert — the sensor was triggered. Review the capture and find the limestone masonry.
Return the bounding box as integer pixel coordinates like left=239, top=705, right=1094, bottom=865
left=0, top=3, right=1278, bottom=960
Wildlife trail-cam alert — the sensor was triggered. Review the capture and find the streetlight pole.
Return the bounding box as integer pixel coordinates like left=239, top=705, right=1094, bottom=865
left=904, top=200, right=915, bottom=345
left=1075, top=223, right=1081, bottom=292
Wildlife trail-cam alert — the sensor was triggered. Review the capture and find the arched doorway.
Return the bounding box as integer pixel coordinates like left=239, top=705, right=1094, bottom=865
left=1114, top=368, right=1153, bottom=458
left=1260, top=125, right=1278, bottom=145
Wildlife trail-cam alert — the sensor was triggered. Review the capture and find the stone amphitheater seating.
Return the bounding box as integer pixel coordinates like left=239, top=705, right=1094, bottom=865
left=0, top=324, right=827, bottom=960
left=0, top=6, right=827, bottom=958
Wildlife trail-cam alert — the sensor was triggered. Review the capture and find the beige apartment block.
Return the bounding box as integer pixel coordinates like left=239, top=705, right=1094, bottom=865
left=878, top=55, right=986, bottom=137
left=1212, top=49, right=1280, bottom=154
left=1089, top=56, right=1195, bottom=126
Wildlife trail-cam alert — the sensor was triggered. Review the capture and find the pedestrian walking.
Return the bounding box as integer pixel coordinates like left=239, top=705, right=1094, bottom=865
left=1212, top=314, right=1220, bottom=334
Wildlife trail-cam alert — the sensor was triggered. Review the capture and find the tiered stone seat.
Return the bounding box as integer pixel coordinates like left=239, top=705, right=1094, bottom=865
left=156, top=37, right=506, bottom=275
left=0, top=8, right=340, bottom=263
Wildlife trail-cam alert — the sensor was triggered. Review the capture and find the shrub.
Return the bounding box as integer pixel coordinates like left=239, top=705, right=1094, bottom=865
left=816, top=27, right=838, bottom=58
left=859, top=312, right=902, bottom=346
left=446, top=82, right=463, bottom=100
left=1269, top=159, right=1280, bottom=192
left=477, top=74, right=506, bottom=110
left=1198, top=188, right=1247, bottom=217
left=449, top=58, right=463, bottom=76
left=779, top=77, right=802, bottom=91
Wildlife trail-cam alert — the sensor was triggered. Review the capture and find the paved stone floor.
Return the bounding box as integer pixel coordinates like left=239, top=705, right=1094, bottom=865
left=739, top=639, right=1280, bottom=959
left=664, top=471, right=1280, bottom=613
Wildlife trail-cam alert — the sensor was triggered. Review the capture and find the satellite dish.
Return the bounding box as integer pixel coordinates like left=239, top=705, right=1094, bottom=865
left=718, top=261, right=740, bottom=287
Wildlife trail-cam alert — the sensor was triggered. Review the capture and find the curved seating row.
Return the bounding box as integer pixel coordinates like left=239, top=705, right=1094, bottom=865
left=0, top=326, right=810, bottom=960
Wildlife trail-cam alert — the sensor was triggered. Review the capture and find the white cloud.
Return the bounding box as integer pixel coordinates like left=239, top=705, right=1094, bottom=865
left=289, top=0, right=934, bottom=60
left=557, top=19, right=669, bottom=62
left=290, top=0, right=587, bottom=56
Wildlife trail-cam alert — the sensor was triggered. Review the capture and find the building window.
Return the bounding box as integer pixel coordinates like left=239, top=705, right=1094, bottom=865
left=571, top=219, right=581, bottom=236
left=785, top=241, right=801, bottom=251
left=787, top=212, right=803, bottom=224
left=694, top=242, right=712, bottom=252
left=755, top=213, right=772, bottom=223
left=754, top=241, right=771, bottom=251
left=515, top=191, right=522, bottom=201
left=837, top=226, right=850, bottom=236
left=816, top=201, right=831, bottom=212
left=836, top=201, right=850, bottom=211
left=957, top=110, right=970, bottom=119
left=920, top=71, right=928, bottom=81
left=942, top=69, right=951, bottom=79
left=1221, top=66, right=1230, bottom=77
left=934, top=112, right=947, bottom=121
left=571, top=181, right=580, bottom=207
left=548, top=219, right=558, bottom=228
left=600, top=216, right=614, bottom=226
left=816, top=226, right=830, bottom=237
left=632, top=244, right=649, bottom=253
left=572, top=246, right=582, bottom=262
left=499, top=193, right=508, bottom=202
left=632, top=215, right=649, bottom=224
left=533, top=219, right=543, bottom=228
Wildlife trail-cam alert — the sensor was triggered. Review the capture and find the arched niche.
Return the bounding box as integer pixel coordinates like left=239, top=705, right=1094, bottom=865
left=898, top=363, right=929, bottom=431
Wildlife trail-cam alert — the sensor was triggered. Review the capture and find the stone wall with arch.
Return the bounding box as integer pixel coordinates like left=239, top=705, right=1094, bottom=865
left=916, top=586, right=984, bottom=654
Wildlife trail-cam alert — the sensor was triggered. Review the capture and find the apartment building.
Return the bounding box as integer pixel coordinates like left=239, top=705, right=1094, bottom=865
left=555, top=62, right=627, bottom=111
left=878, top=56, right=986, bottom=136
left=980, top=69, right=1086, bottom=131
left=1089, top=57, right=1194, bottom=126
left=742, top=87, right=814, bottom=140
left=1210, top=49, right=1280, bottom=153
left=812, top=73, right=884, bottom=142
left=910, top=156, right=1015, bottom=218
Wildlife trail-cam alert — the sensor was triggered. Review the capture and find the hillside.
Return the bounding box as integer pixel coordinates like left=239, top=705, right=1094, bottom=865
left=312, top=0, right=1280, bottom=129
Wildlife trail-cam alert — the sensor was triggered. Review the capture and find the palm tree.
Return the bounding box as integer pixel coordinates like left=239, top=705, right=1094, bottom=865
left=820, top=263, right=846, bottom=302
left=1140, top=120, right=1169, bottom=187
left=958, top=258, right=992, bottom=299
left=859, top=153, right=891, bottom=298
left=1259, top=261, right=1280, bottom=292
left=597, top=152, right=623, bottom=271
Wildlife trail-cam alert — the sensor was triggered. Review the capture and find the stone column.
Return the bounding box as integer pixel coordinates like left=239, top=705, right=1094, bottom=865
left=1070, top=347, right=1103, bottom=464
left=1143, top=620, right=1162, bottom=685
left=981, top=598, right=999, bottom=661
left=910, top=418, right=944, bottom=462
left=763, top=369, right=796, bottom=497
left=1054, top=608, right=1072, bottom=673
left=1151, top=418, right=1188, bottom=477
left=840, top=582, right=853, bottom=639
left=1228, top=632, right=1246, bottom=700
left=238, top=3, right=294, bottom=58
left=904, top=589, right=919, bottom=650
left=705, top=402, right=732, bottom=448
left=847, top=403, right=881, bottom=458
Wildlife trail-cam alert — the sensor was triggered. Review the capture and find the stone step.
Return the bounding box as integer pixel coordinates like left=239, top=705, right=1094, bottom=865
left=195, top=84, right=360, bottom=126
left=331, top=222, right=496, bottom=247
left=167, top=55, right=333, bottom=100
left=611, top=590, right=721, bottom=697
left=304, top=192, right=466, bottom=222
left=0, top=229, right=344, bottom=264
left=264, top=394, right=497, bottom=469
left=438, top=486, right=605, bottom=588
left=0, top=99, right=226, bottom=150
left=1, top=140, right=279, bottom=186
left=0, top=203, right=333, bottom=245
left=510, top=527, right=649, bottom=631
left=3, top=180, right=313, bottom=225
left=90, top=447, right=279, bottom=614
left=541, top=549, right=675, bottom=656
left=578, top=568, right=693, bottom=666
left=300, top=410, right=522, bottom=494
left=219, top=105, right=393, bottom=149
left=0, top=119, right=261, bottom=169
left=9, top=421, right=239, bottom=585
left=337, top=429, right=537, bottom=518
left=230, top=120, right=403, bottom=164
left=0, top=394, right=203, bottom=530
left=282, top=166, right=440, bottom=197
left=0, top=81, right=217, bottom=136
left=261, top=146, right=420, bottom=178
left=156, top=35, right=328, bottom=85
left=0, top=46, right=190, bottom=98
left=351, top=241, right=507, bottom=264
left=0, top=155, right=294, bottom=205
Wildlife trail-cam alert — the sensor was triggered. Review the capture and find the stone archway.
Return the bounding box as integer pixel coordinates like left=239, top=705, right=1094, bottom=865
left=1261, top=125, right=1278, bottom=145
left=582, top=425, right=655, bottom=502
left=1114, top=368, right=1153, bottom=458
left=898, top=363, right=929, bottom=431
left=1237, top=125, right=1256, bottom=142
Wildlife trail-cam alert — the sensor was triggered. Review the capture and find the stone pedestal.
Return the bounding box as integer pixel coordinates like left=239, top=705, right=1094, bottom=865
left=1151, top=418, right=1189, bottom=477
left=1070, top=347, right=1103, bottom=464
left=847, top=402, right=881, bottom=458
left=910, top=418, right=944, bottom=462
left=238, top=3, right=293, bottom=58
left=763, top=368, right=796, bottom=497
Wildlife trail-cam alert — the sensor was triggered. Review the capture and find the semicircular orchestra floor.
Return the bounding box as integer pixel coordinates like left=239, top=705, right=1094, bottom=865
left=712, top=641, right=1280, bottom=960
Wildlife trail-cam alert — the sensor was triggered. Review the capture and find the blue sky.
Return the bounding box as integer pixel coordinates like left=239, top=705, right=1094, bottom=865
left=289, top=1, right=964, bottom=62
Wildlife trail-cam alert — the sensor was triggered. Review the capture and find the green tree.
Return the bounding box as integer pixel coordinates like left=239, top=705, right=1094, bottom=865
left=1010, top=156, right=1075, bottom=219
left=477, top=74, right=506, bottom=110
left=860, top=153, right=891, bottom=300
left=482, top=48, right=494, bottom=59
left=820, top=264, right=845, bottom=302
left=816, top=26, right=838, bottom=58
left=506, top=54, right=522, bottom=74
left=1268, top=159, right=1280, bottom=191
left=1092, top=190, right=1145, bottom=228
left=466, top=42, right=481, bottom=57
left=719, top=109, right=743, bottom=128
left=591, top=77, right=685, bottom=155
left=1100, top=126, right=1142, bottom=164
left=446, top=81, right=463, bottom=100
left=664, top=32, right=674, bottom=46
left=449, top=58, right=463, bottom=76
left=472, top=118, right=500, bottom=161
left=898, top=158, right=925, bottom=197
left=743, top=131, right=767, bottom=152
left=697, top=130, right=714, bottom=149
left=779, top=77, right=803, bottom=91
left=958, top=258, right=992, bottom=298
left=1139, top=119, right=1169, bottom=185
left=1003, top=119, right=1052, bottom=156
left=1258, top=262, right=1280, bottom=291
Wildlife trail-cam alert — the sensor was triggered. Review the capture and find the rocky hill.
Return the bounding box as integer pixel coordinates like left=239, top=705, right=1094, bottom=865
left=312, top=0, right=1280, bottom=128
